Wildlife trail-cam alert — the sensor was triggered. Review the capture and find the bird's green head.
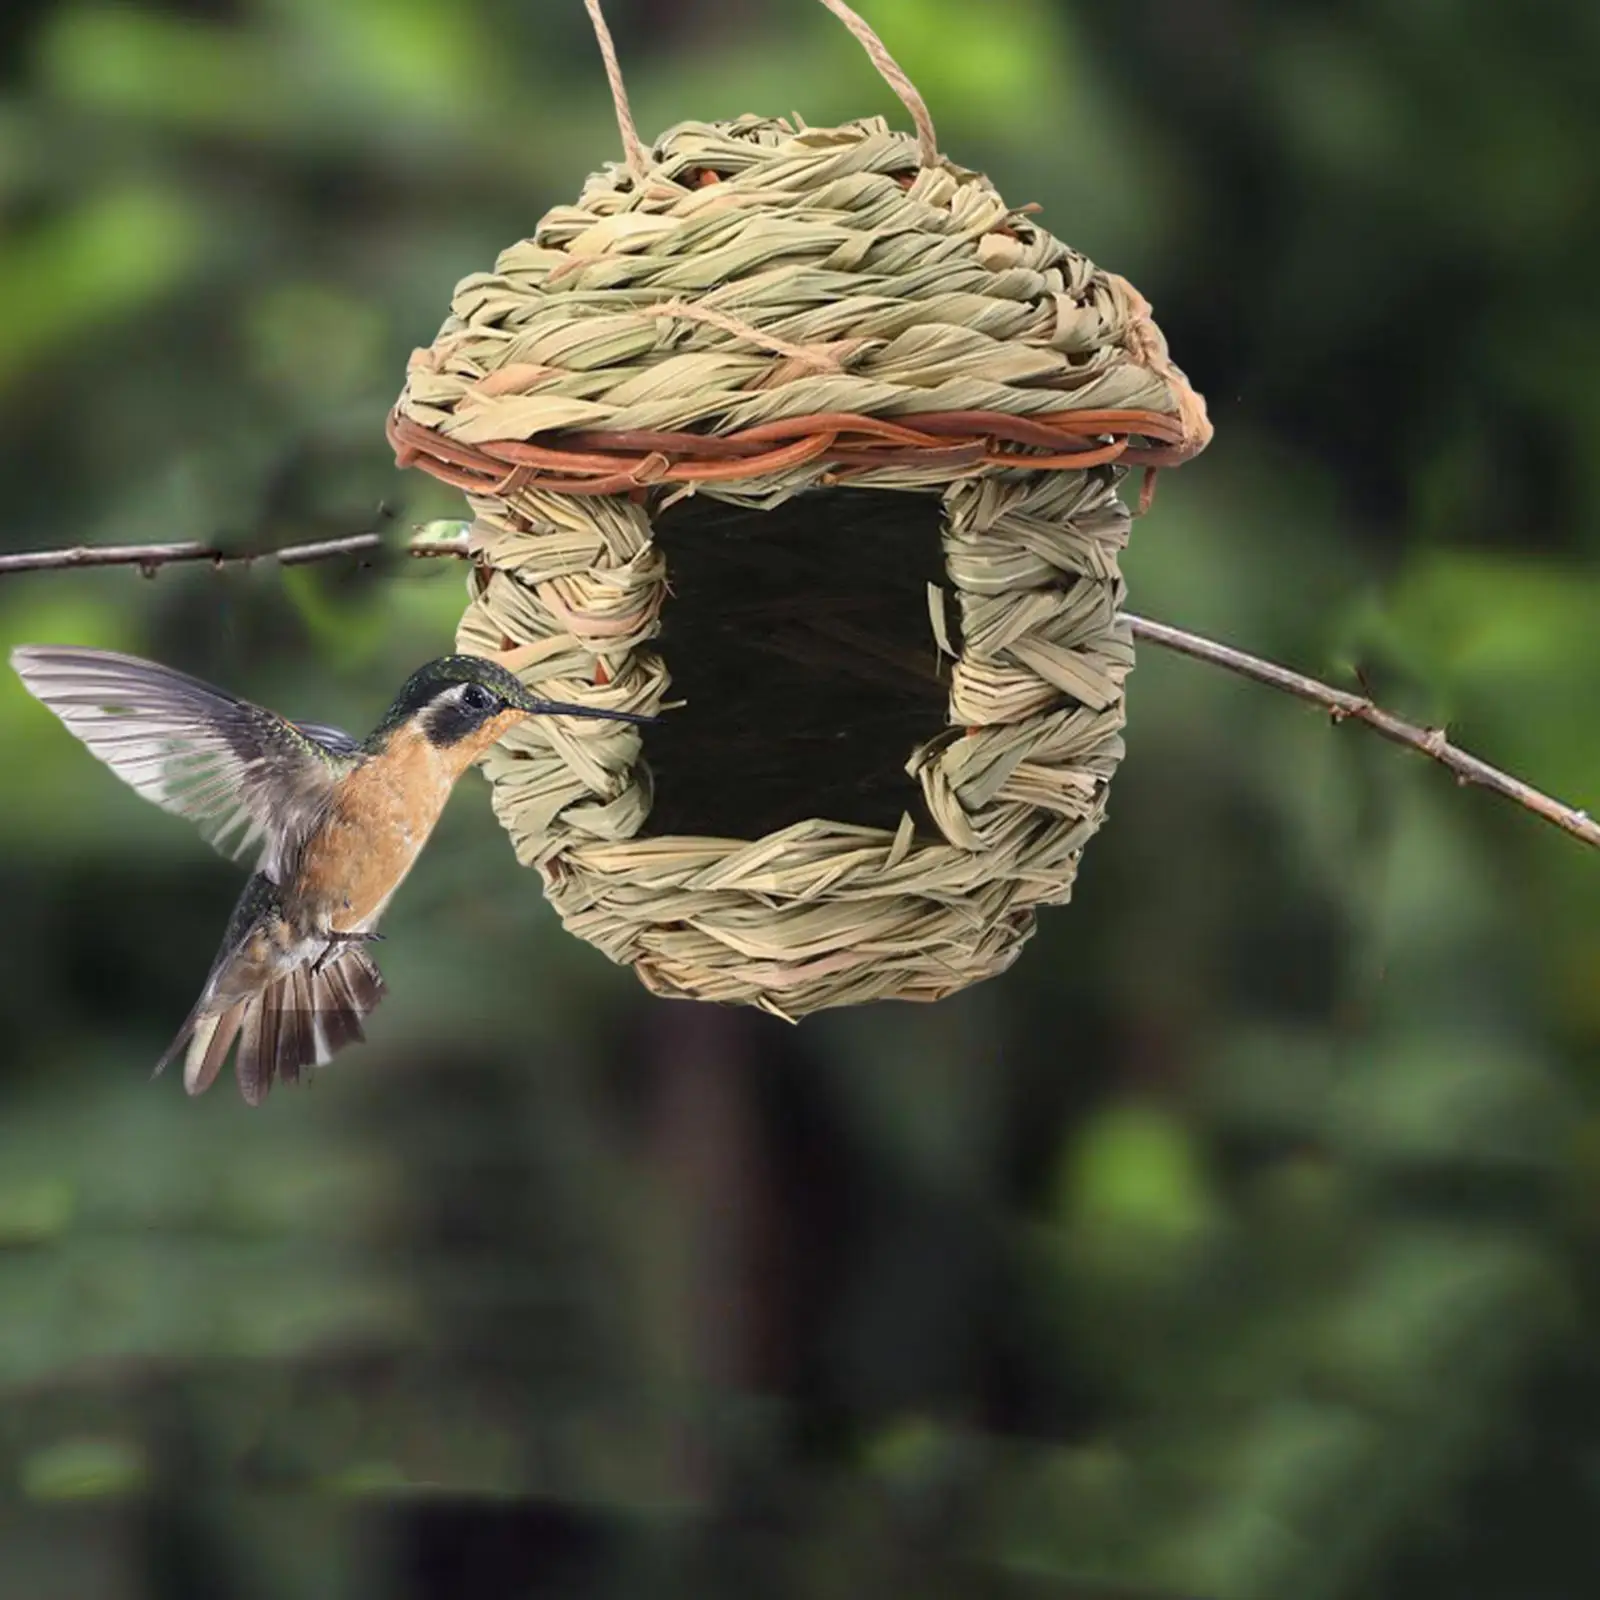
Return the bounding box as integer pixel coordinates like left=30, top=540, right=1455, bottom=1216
left=368, top=655, right=653, bottom=751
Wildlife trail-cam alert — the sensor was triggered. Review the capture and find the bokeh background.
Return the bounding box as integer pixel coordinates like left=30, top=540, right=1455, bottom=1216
left=1, top=1, right=1597, bottom=1595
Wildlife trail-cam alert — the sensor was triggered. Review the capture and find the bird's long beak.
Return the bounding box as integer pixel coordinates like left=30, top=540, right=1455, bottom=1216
left=507, top=684, right=655, bottom=726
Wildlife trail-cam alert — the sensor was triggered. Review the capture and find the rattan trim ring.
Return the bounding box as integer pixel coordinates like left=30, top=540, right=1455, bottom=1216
left=387, top=404, right=1201, bottom=501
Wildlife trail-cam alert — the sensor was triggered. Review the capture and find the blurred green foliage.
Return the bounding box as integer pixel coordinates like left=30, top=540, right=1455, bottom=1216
left=0, top=1, right=1596, bottom=1596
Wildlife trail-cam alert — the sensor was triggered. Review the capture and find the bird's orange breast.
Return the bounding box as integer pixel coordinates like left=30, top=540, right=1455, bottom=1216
left=299, top=725, right=456, bottom=932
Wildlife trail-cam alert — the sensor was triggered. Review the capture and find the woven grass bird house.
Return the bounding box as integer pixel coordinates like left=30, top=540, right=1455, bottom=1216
left=388, top=0, right=1211, bottom=1019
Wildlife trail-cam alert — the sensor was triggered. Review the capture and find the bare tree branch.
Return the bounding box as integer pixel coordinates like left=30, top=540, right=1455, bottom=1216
left=0, top=527, right=470, bottom=575
left=1124, top=613, right=1600, bottom=851
left=2, top=530, right=1593, bottom=851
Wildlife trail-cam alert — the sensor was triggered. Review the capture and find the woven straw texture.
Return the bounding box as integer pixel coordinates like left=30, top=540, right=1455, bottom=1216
left=390, top=113, right=1209, bottom=1018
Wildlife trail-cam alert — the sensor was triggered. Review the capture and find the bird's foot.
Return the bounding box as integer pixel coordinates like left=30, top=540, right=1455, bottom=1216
left=312, top=931, right=385, bottom=975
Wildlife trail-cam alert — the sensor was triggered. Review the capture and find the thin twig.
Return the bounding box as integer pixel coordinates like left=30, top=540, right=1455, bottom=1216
left=0, top=529, right=1591, bottom=852
left=1124, top=613, right=1600, bottom=852
left=0, top=528, right=470, bottom=576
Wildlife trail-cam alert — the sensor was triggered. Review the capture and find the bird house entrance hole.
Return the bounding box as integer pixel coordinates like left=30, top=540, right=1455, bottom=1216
left=640, top=488, right=952, bottom=840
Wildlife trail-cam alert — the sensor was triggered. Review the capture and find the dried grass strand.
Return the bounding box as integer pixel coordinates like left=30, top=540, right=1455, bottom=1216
left=641, top=299, right=848, bottom=373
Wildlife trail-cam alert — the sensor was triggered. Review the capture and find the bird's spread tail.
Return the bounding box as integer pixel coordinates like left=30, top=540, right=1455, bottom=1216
left=157, top=946, right=387, bottom=1105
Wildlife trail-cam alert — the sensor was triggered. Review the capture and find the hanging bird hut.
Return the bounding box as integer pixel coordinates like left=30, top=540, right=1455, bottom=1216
left=387, top=1, right=1211, bottom=1019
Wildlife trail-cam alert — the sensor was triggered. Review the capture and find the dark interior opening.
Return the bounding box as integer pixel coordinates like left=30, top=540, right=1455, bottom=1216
left=641, top=487, right=955, bottom=840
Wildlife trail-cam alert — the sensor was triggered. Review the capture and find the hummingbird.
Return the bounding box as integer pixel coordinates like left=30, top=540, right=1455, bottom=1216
left=10, top=646, right=652, bottom=1105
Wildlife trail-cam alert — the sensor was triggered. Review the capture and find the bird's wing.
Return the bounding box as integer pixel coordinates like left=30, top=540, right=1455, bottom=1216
left=10, top=645, right=355, bottom=875
left=289, top=721, right=360, bottom=756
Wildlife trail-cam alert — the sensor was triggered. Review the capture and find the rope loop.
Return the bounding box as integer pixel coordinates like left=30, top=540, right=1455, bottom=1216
left=581, top=0, right=941, bottom=173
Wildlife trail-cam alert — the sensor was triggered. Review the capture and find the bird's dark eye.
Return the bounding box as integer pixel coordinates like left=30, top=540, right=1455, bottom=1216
left=461, top=682, right=497, bottom=713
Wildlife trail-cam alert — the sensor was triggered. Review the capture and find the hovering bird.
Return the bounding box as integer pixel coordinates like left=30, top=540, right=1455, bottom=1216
left=10, top=647, right=652, bottom=1105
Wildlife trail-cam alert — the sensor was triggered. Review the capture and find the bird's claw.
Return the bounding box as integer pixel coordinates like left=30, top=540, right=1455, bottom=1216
left=312, top=931, right=385, bottom=975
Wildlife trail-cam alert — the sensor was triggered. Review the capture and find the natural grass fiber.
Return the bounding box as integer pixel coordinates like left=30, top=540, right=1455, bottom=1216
left=389, top=108, right=1210, bottom=1018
